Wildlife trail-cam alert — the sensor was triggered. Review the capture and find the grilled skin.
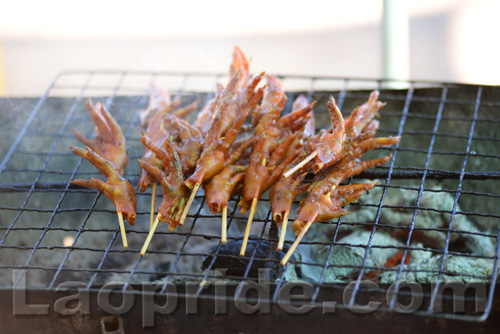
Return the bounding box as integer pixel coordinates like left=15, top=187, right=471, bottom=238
left=71, top=99, right=137, bottom=225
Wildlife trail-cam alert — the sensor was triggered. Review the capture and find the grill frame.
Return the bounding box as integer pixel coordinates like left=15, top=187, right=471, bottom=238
left=0, top=70, right=499, bottom=324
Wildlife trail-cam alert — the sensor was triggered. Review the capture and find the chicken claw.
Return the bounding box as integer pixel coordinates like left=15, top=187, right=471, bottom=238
left=72, top=98, right=128, bottom=175
left=70, top=146, right=136, bottom=225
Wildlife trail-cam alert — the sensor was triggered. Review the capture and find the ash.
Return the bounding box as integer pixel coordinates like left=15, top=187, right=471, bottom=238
left=283, top=184, right=498, bottom=283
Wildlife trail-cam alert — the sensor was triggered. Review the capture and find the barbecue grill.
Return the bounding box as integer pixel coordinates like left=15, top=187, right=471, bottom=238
left=1, top=70, right=499, bottom=332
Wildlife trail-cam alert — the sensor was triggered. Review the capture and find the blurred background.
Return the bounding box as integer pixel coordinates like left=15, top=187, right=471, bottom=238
left=0, top=0, right=499, bottom=96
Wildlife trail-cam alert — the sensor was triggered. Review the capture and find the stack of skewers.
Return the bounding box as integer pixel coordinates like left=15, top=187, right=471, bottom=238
left=69, top=47, right=399, bottom=266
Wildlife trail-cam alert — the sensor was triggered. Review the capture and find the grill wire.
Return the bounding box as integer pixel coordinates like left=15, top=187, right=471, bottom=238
left=0, top=70, right=499, bottom=322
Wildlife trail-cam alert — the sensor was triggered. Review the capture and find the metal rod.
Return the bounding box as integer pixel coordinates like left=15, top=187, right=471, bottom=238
left=383, top=0, right=410, bottom=88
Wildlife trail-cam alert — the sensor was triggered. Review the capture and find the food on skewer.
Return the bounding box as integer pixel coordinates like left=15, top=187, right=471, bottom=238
left=138, top=134, right=189, bottom=256
left=140, top=84, right=200, bottom=129
left=140, top=134, right=189, bottom=231
left=296, top=94, right=316, bottom=138
left=139, top=83, right=180, bottom=129
left=230, top=46, right=250, bottom=91
left=204, top=165, right=247, bottom=216
left=238, top=75, right=317, bottom=256
left=204, top=165, right=247, bottom=244
left=134, top=49, right=400, bottom=263
left=71, top=146, right=137, bottom=245
left=173, top=118, right=204, bottom=174
left=290, top=137, right=399, bottom=234
left=238, top=131, right=300, bottom=213
left=72, top=99, right=129, bottom=175
left=140, top=47, right=263, bottom=254
left=274, top=92, right=395, bottom=238
left=138, top=99, right=201, bottom=193
left=194, top=84, right=224, bottom=136
left=284, top=92, right=385, bottom=178
left=139, top=47, right=263, bottom=252
left=139, top=94, right=173, bottom=228
left=238, top=132, right=303, bottom=256
left=181, top=46, right=264, bottom=198
left=68, top=47, right=401, bottom=261
left=180, top=75, right=264, bottom=226
left=344, top=91, right=384, bottom=140
left=271, top=171, right=309, bottom=251
left=194, top=46, right=252, bottom=137
left=171, top=99, right=201, bottom=119
left=238, top=75, right=286, bottom=257
left=270, top=94, right=317, bottom=251
left=138, top=87, right=200, bottom=228
left=185, top=82, right=262, bottom=187
left=280, top=181, right=380, bottom=267
left=279, top=125, right=399, bottom=265
left=306, top=96, right=345, bottom=173
left=71, top=99, right=136, bottom=249
left=283, top=96, right=344, bottom=177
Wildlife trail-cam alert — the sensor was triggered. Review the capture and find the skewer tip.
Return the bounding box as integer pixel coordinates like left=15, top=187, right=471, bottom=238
left=179, top=183, right=200, bottom=226
left=280, top=217, right=314, bottom=266
left=117, top=211, right=128, bottom=249
left=150, top=183, right=157, bottom=230
left=277, top=211, right=289, bottom=252
left=221, top=206, right=228, bottom=245
left=140, top=214, right=161, bottom=256
left=239, top=197, right=258, bottom=257
left=283, top=151, right=317, bottom=178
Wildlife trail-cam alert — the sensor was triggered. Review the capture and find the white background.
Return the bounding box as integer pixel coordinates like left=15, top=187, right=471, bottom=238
left=0, top=0, right=499, bottom=96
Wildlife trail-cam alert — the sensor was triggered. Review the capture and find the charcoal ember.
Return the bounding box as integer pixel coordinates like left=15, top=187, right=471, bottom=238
left=344, top=186, right=496, bottom=256
left=201, top=237, right=286, bottom=279
left=379, top=254, right=495, bottom=283
left=314, top=230, right=404, bottom=282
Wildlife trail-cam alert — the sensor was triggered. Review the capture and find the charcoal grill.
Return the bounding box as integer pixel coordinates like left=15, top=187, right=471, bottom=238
left=0, top=70, right=499, bottom=332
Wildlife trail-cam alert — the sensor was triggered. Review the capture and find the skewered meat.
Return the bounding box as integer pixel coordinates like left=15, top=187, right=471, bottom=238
left=307, top=96, right=345, bottom=172
left=71, top=146, right=137, bottom=225
left=139, top=134, right=188, bottom=231
left=73, top=99, right=128, bottom=175
left=194, top=84, right=224, bottom=136
left=204, top=165, right=247, bottom=214
left=65, top=46, right=401, bottom=260
left=184, top=80, right=263, bottom=189
left=239, top=77, right=315, bottom=214
left=139, top=83, right=180, bottom=129
left=295, top=94, right=316, bottom=138
left=194, top=46, right=251, bottom=137
left=71, top=99, right=137, bottom=225
left=292, top=136, right=399, bottom=234
left=138, top=99, right=201, bottom=192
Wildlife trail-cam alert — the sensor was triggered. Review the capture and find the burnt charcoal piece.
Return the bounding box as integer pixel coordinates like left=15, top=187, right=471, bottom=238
left=201, top=237, right=286, bottom=279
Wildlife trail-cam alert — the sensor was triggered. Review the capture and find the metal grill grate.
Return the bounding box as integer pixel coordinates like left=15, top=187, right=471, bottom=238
left=0, top=70, right=499, bottom=323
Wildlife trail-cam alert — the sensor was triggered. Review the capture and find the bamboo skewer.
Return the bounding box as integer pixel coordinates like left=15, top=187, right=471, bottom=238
left=117, top=211, right=128, bottom=249
left=240, top=197, right=258, bottom=257
left=140, top=213, right=161, bottom=256
left=150, top=183, right=157, bottom=230
left=240, top=157, right=267, bottom=256
left=221, top=206, right=228, bottom=244
left=277, top=211, right=289, bottom=251
left=179, top=182, right=200, bottom=226
left=280, top=216, right=315, bottom=266
left=283, top=151, right=317, bottom=179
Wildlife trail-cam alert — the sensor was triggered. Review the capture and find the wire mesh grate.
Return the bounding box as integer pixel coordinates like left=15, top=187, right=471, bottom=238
left=0, top=70, right=499, bottom=322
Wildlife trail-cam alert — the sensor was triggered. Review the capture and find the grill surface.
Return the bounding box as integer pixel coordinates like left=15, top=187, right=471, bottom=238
left=0, top=70, right=499, bottom=324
